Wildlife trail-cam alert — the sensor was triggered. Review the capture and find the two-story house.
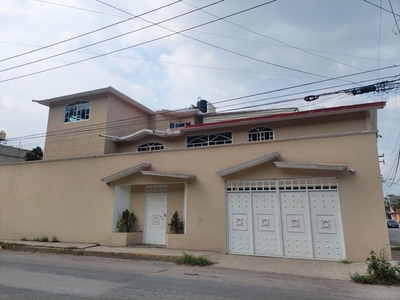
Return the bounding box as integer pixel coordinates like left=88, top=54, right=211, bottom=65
left=0, top=87, right=390, bottom=262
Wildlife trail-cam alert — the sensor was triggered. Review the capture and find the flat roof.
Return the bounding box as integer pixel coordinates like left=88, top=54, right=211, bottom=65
left=181, top=101, right=386, bottom=132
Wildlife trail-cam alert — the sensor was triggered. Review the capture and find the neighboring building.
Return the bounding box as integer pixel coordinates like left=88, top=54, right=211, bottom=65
left=0, top=144, right=30, bottom=164
left=386, top=195, right=400, bottom=222
left=0, top=87, right=390, bottom=262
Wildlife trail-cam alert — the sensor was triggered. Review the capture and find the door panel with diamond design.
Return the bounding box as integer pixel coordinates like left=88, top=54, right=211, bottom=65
left=227, top=192, right=253, bottom=254
left=309, top=191, right=345, bottom=260
left=226, top=180, right=345, bottom=260
left=280, top=191, right=313, bottom=258
left=252, top=192, right=282, bottom=256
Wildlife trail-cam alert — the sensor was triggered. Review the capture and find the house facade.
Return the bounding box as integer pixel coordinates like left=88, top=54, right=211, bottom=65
left=386, top=195, right=400, bottom=222
left=0, top=87, right=390, bottom=262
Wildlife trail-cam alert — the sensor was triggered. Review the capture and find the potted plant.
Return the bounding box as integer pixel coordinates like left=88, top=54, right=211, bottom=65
left=116, top=209, right=137, bottom=232
left=169, top=211, right=184, bottom=234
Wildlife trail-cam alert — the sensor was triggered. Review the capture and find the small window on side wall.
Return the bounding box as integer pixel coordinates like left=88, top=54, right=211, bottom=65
left=64, top=101, right=90, bottom=123
left=248, top=127, right=273, bottom=142
left=137, top=142, right=165, bottom=152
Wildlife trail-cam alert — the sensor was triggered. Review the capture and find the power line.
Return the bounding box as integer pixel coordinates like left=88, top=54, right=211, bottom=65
left=0, top=0, right=181, bottom=63
left=6, top=73, right=399, bottom=144
left=389, top=0, right=400, bottom=34
left=363, top=0, right=400, bottom=17
left=211, top=65, right=400, bottom=105
left=182, top=1, right=365, bottom=72
left=96, top=0, right=345, bottom=82
left=33, top=0, right=128, bottom=18
left=0, top=1, right=229, bottom=83
left=0, top=1, right=328, bottom=84
left=0, top=40, right=315, bottom=79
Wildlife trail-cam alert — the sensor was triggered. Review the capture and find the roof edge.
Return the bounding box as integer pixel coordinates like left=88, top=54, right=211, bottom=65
left=182, top=101, right=386, bottom=132
left=33, top=86, right=155, bottom=115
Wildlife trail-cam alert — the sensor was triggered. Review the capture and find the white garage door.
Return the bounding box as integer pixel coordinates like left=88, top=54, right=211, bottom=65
left=227, top=179, right=346, bottom=260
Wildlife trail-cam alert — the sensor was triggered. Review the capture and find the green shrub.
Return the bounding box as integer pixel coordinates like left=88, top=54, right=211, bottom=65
left=33, top=236, right=49, bottom=242
left=177, top=252, right=214, bottom=266
left=20, top=237, right=28, bottom=241
left=340, top=259, right=351, bottom=264
left=51, top=236, right=60, bottom=243
left=169, top=211, right=184, bottom=234
left=116, top=209, right=137, bottom=232
left=351, top=250, right=400, bottom=285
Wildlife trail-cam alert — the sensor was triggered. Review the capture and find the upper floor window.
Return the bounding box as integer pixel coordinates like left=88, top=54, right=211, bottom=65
left=187, top=132, right=232, bottom=147
left=170, top=122, right=191, bottom=129
left=248, top=127, right=273, bottom=142
left=137, top=142, right=164, bottom=152
left=64, top=101, right=90, bottom=123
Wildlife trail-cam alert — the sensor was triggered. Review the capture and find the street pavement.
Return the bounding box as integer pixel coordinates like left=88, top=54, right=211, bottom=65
left=1, top=251, right=399, bottom=300
left=1, top=230, right=400, bottom=282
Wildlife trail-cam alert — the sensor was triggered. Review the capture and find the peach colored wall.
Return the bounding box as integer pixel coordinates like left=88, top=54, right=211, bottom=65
left=106, top=95, right=150, bottom=136
left=131, top=185, right=146, bottom=232
left=105, top=95, right=151, bottom=154
left=151, top=114, right=195, bottom=131
left=116, top=136, right=184, bottom=153
left=0, top=124, right=388, bottom=261
left=216, top=112, right=367, bottom=143
left=44, top=95, right=109, bottom=159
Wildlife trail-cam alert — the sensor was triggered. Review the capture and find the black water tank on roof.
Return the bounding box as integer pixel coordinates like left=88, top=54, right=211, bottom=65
left=197, top=99, right=207, bottom=113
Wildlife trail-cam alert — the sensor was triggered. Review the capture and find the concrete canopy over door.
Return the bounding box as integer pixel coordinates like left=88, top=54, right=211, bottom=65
left=226, top=178, right=346, bottom=260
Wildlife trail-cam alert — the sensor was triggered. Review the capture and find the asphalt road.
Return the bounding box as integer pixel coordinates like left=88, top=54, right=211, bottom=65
left=1, top=251, right=399, bottom=300
left=389, top=228, right=400, bottom=246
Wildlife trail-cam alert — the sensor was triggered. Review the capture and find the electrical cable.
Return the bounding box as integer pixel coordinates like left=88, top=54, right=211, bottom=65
left=6, top=73, right=400, bottom=145
left=33, top=0, right=127, bottom=18
left=182, top=1, right=365, bottom=72
left=389, top=0, right=400, bottom=34
left=0, top=1, right=296, bottom=84
left=95, top=0, right=350, bottom=82
left=363, top=0, right=400, bottom=17
left=0, top=0, right=182, bottom=63
left=1, top=0, right=219, bottom=73
left=211, top=65, right=400, bottom=105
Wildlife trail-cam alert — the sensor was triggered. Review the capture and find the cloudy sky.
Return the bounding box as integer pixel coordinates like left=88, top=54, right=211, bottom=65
left=0, top=0, right=400, bottom=195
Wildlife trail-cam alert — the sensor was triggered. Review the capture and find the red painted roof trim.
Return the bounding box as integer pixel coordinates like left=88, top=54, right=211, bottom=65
left=182, top=101, right=386, bottom=131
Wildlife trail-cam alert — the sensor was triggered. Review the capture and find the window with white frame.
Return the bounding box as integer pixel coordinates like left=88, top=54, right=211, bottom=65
left=64, top=101, right=90, bottom=123
left=248, top=127, right=273, bottom=142
left=137, top=142, right=165, bottom=152
left=186, top=132, right=232, bottom=147
left=169, top=122, right=191, bottom=129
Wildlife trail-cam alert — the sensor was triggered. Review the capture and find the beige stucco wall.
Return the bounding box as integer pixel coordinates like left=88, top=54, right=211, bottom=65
left=104, top=95, right=152, bottom=154
left=43, top=95, right=110, bottom=159
left=150, top=114, right=195, bottom=132
left=0, top=128, right=388, bottom=261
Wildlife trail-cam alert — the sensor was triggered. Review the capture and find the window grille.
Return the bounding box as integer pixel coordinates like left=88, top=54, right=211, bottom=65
left=137, top=142, right=164, bottom=152
left=226, top=179, right=338, bottom=192
left=187, top=132, right=232, bottom=147
left=64, top=101, right=90, bottom=123
left=248, top=127, right=273, bottom=142
left=146, top=185, right=167, bottom=194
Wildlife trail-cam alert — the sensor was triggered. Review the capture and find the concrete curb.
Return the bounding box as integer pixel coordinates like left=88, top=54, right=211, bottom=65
left=0, top=243, right=180, bottom=263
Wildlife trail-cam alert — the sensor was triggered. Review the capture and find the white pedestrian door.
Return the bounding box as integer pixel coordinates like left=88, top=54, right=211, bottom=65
left=226, top=179, right=346, bottom=260
left=145, top=195, right=167, bottom=245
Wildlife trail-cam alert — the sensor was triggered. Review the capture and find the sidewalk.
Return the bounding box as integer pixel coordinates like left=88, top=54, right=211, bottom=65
left=0, top=239, right=370, bottom=281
